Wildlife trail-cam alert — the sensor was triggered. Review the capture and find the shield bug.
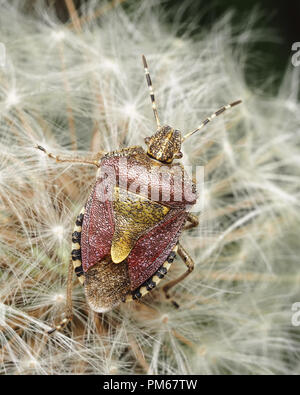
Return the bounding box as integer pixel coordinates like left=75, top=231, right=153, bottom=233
left=37, top=55, right=241, bottom=333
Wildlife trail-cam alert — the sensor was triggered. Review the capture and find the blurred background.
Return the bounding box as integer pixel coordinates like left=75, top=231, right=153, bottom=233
left=22, top=0, right=300, bottom=91
left=165, top=0, right=300, bottom=88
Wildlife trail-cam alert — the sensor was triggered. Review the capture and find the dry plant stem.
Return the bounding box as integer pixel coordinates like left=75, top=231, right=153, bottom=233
left=64, top=0, right=82, bottom=33
left=128, top=334, right=150, bottom=373
left=191, top=119, right=244, bottom=165
left=1, top=81, right=36, bottom=142
left=205, top=152, right=224, bottom=175
left=195, top=270, right=279, bottom=283
left=202, top=196, right=265, bottom=221
left=64, top=0, right=111, bottom=153
left=170, top=329, right=200, bottom=351
left=92, top=312, right=107, bottom=337
left=46, top=258, right=74, bottom=333
left=66, top=0, right=128, bottom=28
left=66, top=258, right=74, bottom=320
left=58, top=41, right=77, bottom=151
left=133, top=304, right=204, bottom=355
left=16, top=109, right=36, bottom=142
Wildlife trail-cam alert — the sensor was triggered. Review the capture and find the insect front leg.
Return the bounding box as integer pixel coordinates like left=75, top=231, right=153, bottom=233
left=162, top=243, right=194, bottom=305
left=36, top=145, right=103, bottom=167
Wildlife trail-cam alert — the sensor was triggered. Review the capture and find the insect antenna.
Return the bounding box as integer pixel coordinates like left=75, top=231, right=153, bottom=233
left=142, top=55, right=161, bottom=128
left=182, top=100, right=242, bottom=142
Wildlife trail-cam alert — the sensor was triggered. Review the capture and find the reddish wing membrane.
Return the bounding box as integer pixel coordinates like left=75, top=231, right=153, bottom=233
left=127, top=209, right=187, bottom=290
left=81, top=178, right=115, bottom=272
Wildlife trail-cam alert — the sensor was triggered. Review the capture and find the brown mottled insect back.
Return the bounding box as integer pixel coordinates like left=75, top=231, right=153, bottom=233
left=36, top=55, right=242, bottom=334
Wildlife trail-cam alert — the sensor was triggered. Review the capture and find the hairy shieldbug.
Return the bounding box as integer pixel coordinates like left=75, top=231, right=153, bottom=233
left=37, top=55, right=241, bottom=333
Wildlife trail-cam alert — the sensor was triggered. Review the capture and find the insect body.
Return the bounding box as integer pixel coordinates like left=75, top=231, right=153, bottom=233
left=37, top=55, right=241, bottom=333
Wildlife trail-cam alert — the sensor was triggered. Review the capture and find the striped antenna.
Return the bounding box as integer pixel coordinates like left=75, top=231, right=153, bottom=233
left=142, top=55, right=161, bottom=128
left=182, top=100, right=242, bottom=142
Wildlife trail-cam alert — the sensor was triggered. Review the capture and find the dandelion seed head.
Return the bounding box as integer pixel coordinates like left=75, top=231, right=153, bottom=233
left=5, top=89, right=20, bottom=108
left=51, top=30, right=65, bottom=42
left=286, top=100, right=297, bottom=112
left=169, top=74, right=179, bottom=89
left=223, top=138, right=234, bottom=162
left=102, top=57, right=119, bottom=73
left=0, top=304, right=6, bottom=326
left=23, top=358, right=38, bottom=370
left=51, top=225, right=65, bottom=241
left=52, top=293, right=65, bottom=304
left=173, top=38, right=184, bottom=48
left=122, top=102, right=138, bottom=118
left=203, top=188, right=211, bottom=209
left=108, top=365, right=118, bottom=374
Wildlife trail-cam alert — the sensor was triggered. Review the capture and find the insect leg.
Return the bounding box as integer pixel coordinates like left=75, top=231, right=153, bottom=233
left=183, top=213, right=199, bottom=231
left=47, top=207, right=85, bottom=334
left=36, top=145, right=102, bottom=167
left=162, top=243, right=194, bottom=302
left=47, top=257, right=74, bottom=334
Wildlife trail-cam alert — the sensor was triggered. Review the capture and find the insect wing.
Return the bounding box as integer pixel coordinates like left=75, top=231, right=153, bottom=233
left=127, top=209, right=187, bottom=290
left=81, top=178, right=115, bottom=272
